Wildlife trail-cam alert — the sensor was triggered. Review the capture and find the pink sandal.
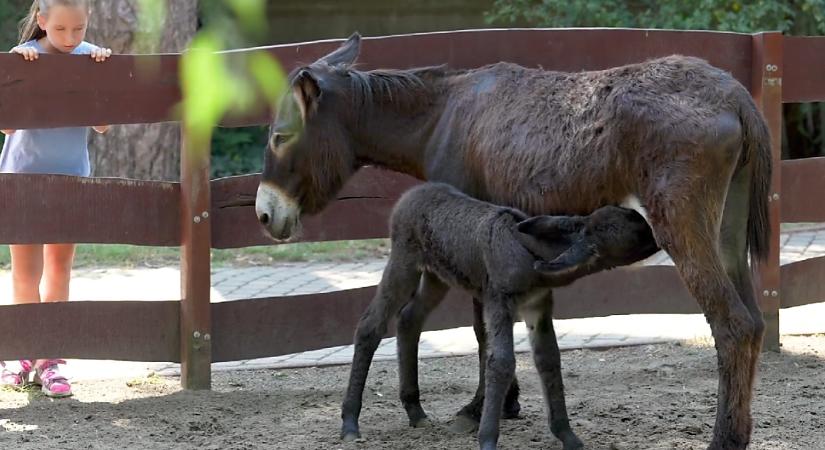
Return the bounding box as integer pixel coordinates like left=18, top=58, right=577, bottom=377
left=1, top=360, right=33, bottom=387
left=34, top=359, right=72, bottom=398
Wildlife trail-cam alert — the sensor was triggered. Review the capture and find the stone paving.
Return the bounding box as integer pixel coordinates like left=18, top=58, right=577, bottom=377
left=2, top=226, right=825, bottom=381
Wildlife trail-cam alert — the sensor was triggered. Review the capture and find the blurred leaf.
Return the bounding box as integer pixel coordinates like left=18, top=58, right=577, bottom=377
left=226, top=0, right=267, bottom=39
left=180, top=31, right=229, bottom=140
left=249, top=51, right=287, bottom=107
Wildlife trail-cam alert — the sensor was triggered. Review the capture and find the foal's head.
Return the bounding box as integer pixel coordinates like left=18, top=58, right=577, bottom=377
left=518, top=206, right=659, bottom=279
left=255, top=34, right=363, bottom=240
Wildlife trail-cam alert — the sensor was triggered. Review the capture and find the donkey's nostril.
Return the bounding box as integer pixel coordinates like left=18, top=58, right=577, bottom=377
left=259, top=213, right=270, bottom=225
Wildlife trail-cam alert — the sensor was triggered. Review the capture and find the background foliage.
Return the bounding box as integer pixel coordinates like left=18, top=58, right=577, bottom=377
left=487, top=0, right=825, bottom=159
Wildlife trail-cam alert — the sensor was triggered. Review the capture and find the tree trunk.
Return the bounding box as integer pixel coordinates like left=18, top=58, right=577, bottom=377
left=86, top=0, right=197, bottom=180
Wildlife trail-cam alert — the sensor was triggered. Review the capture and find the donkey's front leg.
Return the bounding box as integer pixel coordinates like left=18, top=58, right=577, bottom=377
left=453, top=298, right=521, bottom=433
left=341, top=258, right=421, bottom=442
left=477, top=294, right=517, bottom=450
left=397, top=271, right=449, bottom=428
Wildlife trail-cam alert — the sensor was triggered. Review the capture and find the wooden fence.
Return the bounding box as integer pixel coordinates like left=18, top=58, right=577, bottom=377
left=1, top=29, right=824, bottom=389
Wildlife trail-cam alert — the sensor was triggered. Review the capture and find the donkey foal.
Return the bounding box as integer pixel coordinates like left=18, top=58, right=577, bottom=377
left=342, top=182, right=658, bottom=450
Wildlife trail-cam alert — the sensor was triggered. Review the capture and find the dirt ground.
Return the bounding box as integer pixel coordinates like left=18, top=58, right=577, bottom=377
left=1, top=335, right=823, bottom=450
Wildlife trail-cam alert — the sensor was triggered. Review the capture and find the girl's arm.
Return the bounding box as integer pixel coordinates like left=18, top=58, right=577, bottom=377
left=1, top=129, right=15, bottom=135
left=90, top=46, right=113, bottom=132
left=89, top=46, right=112, bottom=63
left=10, top=46, right=37, bottom=61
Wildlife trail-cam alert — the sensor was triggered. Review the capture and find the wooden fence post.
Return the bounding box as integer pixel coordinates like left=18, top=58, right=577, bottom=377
left=751, top=32, right=783, bottom=352
left=180, top=126, right=213, bottom=388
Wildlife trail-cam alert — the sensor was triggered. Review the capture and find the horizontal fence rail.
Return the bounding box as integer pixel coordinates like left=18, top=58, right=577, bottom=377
left=210, top=167, right=420, bottom=248
left=780, top=157, right=825, bottom=223
left=0, top=301, right=180, bottom=361
left=0, top=175, right=180, bottom=245
left=0, top=28, right=759, bottom=129
left=1, top=29, right=824, bottom=375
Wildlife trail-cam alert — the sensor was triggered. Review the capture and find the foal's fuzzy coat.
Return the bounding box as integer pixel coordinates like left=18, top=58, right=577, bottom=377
left=342, top=183, right=658, bottom=449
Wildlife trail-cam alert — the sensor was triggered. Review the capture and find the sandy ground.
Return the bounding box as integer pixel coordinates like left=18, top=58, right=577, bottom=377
left=1, top=335, right=823, bottom=450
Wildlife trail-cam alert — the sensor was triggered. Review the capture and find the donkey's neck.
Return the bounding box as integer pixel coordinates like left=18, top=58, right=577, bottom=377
left=352, top=97, right=446, bottom=181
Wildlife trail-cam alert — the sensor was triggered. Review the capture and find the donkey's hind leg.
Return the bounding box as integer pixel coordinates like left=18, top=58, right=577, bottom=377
left=341, top=253, right=422, bottom=442
left=397, top=271, right=449, bottom=428
left=719, top=162, right=766, bottom=397
left=519, top=290, right=584, bottom=450
left=646, top=173, right=759, bottom=449
left=452, top=298, right=521, bottom=434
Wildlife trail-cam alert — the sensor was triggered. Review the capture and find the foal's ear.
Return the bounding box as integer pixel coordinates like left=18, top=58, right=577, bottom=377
left=534, top=244, right=598, bottom=278
left=318, top=32, right=361, bottom=68
left=292, top=69, right=321, bottom=120
left=517, top=216, right=584, bottom=240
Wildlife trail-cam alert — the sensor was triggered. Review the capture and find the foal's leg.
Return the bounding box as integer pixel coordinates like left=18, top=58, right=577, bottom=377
left=452, top=298, right=521, bottom=433
left=477, top=293, right=517, bottom=450
left=341, top=255, right=422, bottom=442
left=397, top=271, right=449, bottom=427
left=647, top=171, right=759, bottom=449
left=519, top=291, right=584, bottom=450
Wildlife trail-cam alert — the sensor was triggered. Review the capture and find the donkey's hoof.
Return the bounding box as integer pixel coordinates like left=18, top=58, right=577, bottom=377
left=449, top=415, right=479, bottom=434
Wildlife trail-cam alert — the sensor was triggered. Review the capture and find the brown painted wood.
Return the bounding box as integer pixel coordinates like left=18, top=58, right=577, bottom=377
left=0, top=301, right=179, bottom=361
left=0, top=174, right=179, bottom=246
left=1, top=29, right=754, bottom=129
left=553, top=265, right=699, bottom=317
left=782, top=36, right=825, bottom=103
left=210, top=167, right=420, bottom=248
left=211, top=264, right=697, bottom=361
left=780, top=256, right=825, bottom=309
left=179, top=131, right=213, bottom=389
left=751, top=32, right=783, bottom=352
left=781, top=157, right=825, bottom=223
left=0, top=54, right=180, bottom=129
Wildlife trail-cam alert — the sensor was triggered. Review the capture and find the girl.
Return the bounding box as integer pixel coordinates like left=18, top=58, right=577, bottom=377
left=0, top=0, right=112, bottom=398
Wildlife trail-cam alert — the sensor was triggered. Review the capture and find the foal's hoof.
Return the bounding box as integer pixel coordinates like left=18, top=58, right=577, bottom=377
left=448, top=415, right=479, bottom=434
left=503, top=400, right=521, bottom=420
left=562, top=434, right=584, bottom=450
left=410, top=416, right=432, bottom=428
left=405, top=404, right=430, bottom=428
left=341, top=431, right=362, bottom=443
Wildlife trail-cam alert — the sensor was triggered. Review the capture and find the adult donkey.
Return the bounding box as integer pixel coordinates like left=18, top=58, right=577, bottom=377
left=255, top=34, right=771, bottom=450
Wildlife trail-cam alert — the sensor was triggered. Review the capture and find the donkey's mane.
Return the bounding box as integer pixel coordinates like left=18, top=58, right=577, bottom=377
left=343, top=65, right=443, bottom=112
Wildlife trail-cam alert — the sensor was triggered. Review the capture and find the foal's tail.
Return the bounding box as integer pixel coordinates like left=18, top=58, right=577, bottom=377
left=738, top=90, right=773, bottom=263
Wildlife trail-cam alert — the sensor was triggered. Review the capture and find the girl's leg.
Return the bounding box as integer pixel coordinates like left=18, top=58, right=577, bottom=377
left=6, top=244, right=43, bottom=386
left=41, top=243, right=76, bottom=302
left=10, top=244, right=44, bottom=304
left=37, top=243, right=76, bottom=397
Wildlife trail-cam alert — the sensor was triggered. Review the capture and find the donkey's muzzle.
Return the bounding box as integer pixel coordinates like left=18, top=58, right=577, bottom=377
left=255, top=183, right=301, bottom=241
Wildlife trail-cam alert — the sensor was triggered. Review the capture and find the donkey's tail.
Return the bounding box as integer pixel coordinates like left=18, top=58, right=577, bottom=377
left=738, top=90, right=773, bottom=263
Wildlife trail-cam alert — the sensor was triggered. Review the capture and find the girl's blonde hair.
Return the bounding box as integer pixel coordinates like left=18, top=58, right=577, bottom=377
left=18, top=0, right=91, bottom=45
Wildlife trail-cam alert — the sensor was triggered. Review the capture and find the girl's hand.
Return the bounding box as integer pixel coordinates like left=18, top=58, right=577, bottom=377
left=11, top=46, right=38, bottom=61
left=1, top=129, right=15, bottom=135
left=92, top=125, right=109, bottom=134
left=90, top=47, right=112, bottom=62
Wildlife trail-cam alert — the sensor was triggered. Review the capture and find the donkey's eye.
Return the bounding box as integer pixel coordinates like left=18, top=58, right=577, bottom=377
left=271, top=133, right=291, bottom=148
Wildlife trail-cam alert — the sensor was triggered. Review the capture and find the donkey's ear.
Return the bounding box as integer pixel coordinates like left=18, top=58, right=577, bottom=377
left=318, top=32, right=361, bottom=68
left=517, top=216, right=584, bottom=240
left=292, top=69, right=321, bottom=120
